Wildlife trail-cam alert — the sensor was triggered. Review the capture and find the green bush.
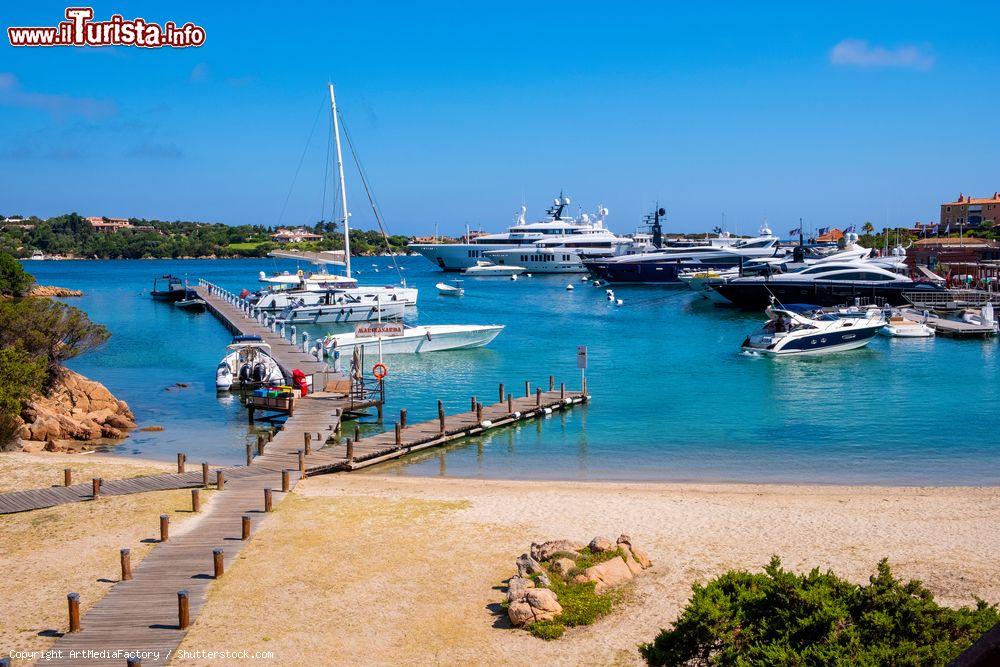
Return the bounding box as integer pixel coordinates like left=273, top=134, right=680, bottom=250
left=0, top=252, right=34, bottom=297
left=527, top=620, right=565, bottom=640
left=639, top=556, right=999, bottom=667
left=0, top=345, right=48, bottom=449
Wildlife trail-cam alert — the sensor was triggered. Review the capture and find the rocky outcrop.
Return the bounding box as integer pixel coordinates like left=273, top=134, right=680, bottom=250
left=28, top=285, right=83, bottom=297
left=17, top=370, right=136, bottom=452
left=530, top=539, right=585, bottom=562
left=508, top=588, right=563, bottom=626
left=575, top=556, right=635, bottom=594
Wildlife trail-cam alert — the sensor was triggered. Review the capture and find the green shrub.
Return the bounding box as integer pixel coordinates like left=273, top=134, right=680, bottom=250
left=528, top=620, right=565, bottom=640
left=0, top=252, right=34, bottom=297
left=639, top=556, right=999, bottom=667
left=0, top=345, right=47, bottom=449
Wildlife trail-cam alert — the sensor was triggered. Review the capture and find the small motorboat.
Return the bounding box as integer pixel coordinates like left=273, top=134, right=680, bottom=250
left=742, top=304, right=884, bottom=356
left=151, top=274, right=186, bottom=301
left=462, top=261, right=526, bottom=277
left=322, top=324, right=504, bottom=355
left=879, top=313, right=935, bottom=338
left=216, top=336, right=284, bottom=391
left=28, top=249, right=45, bottom=261
left=174, top=289, right=207, bottom=313
left=276, top=296, right=406, bottom=324
left=436, top=280, right=465, bottom=297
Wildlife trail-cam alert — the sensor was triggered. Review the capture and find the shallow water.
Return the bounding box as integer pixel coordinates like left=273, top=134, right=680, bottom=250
left=26, top=257, right=1000, bottom=485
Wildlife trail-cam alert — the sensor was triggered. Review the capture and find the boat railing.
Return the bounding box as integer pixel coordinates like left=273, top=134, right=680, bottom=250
left=350, top=373, right=384, bottom=408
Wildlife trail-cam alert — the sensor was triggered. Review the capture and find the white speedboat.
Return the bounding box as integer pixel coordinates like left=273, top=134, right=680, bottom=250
left=741, top=305, right=885, bottom=356
left=436, top=280, right=464, bottom=296
left=322, top=324, right=504, bottom=355
left=463, top=261, right=526, bottom=277
left=28, top=249, right=45, bottom=260
left=879, top=313, right=935, bottom=338
left=216, top=336, right=284, bottom=391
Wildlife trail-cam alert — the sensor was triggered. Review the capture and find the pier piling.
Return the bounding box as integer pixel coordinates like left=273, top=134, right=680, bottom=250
left=476, top=402, right=483, bottom=423
left=177, top=591, right=190, bottom=630
left=281, top=469, right=290, bottom=492
left=470, top=396, right=477, bottom=411
left=257, top=434, right=265, bottom=456
left=264, top=488, right=273, bottom=513
left=191, top=489, right=201, bottom=513
left=438, top=400, right=446, bottom=434
left=245, top=444, right=253, bottom=466
left=549, top=375, right=554, bottom=391
left=202, top=462, right=210, bottom=488
left=304, top=432, right=312, bottom=455
left=64, top=468, right=72, bottom=486
left=67, top=592, right=81, bottom=633
left=560, top=383, right=565, bottom=400
left=507, top=394, right=513, bottom=413
left=241, top=515, right=251, bottom=540
left=160, top=514, right=170, bottom=542
left=216, top=470, right=225, bottom=491
left=346, top=439, right=354, bottom=463
left=525, top=380, right=530, bottom=397
left=91, top=477, right=100, bottom=500
left=213, top=548, right=224, bottom=578
left=499, top=383, right=505, bottom=403
left=298, top=450, right=306, bottom=476
left=394, top=422, right=401, bottom=448
left=120, top=548, right=132, bottom=581
left=400, top=409, right=407, bottom=428
left=176, top=452, right=186, bottom=474
left=536, top=388, right=542, bottom=406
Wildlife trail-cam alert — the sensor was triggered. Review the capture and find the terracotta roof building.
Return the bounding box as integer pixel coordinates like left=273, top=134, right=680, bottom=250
left=272, top=228, right=324, bottom=244
left=86, top=216, right=133, bottom=233
left=815, top=228, right=844, bottom=243
left=940, top=193, right=1000, bottom=228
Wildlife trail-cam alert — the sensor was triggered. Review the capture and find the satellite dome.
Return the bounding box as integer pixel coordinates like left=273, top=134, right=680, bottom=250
left=553, top=198, right=561, bottom=206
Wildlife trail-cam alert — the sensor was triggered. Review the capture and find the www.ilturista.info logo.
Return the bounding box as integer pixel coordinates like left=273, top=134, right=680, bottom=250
left=7, top=7, right=205, bottom=48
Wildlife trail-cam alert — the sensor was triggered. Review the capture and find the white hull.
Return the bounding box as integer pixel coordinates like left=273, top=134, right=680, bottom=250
left=216, top=350, right=284, bottom=390
left=879, top=323, right=935, bottom=338
left=411, top=243, right=518, bottom=271
left=256, top=286, right=417, bottom=311
left=463, top=265, right=525, bottom=277
left=743, top=337, right=874, bottom=356
left=279, top=302, right=405, bottom=324
left=323, top=325, right=503, bottom=355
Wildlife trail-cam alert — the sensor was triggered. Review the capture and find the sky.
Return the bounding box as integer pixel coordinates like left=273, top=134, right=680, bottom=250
left=1, top=1, right=999, bottom=235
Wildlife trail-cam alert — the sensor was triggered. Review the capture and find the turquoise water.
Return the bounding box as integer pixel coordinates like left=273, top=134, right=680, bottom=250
left=25, top=257, right=1000, bottom=485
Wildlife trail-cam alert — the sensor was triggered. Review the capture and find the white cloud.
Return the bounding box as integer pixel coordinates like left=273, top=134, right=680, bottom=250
left=829, top=38, right=934, bottom=70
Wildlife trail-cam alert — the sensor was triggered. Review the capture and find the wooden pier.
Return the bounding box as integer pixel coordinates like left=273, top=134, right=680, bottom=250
left=16, top=279, right=590, bottom=663
left=900, top=308, right=998, bottom=338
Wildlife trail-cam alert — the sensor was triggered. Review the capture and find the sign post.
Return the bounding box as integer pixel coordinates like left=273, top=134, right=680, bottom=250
left=577, top=345, right=587, bottom=395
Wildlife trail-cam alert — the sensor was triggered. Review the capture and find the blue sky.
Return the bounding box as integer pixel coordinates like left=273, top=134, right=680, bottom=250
left=2, top=1, right=998, bottom=235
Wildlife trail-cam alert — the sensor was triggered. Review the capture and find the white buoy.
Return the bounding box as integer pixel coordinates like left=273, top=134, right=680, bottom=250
left=525, top=273, right=532, bottom=278
left=510, top=275, right=518, bottom=281
left=580, top=275, right=588, bottom=281
left=592, top=280, right=602, bottom=286
left=566, top=284, right=574, bottom=291
left=616, top=299, right=623, bottom=306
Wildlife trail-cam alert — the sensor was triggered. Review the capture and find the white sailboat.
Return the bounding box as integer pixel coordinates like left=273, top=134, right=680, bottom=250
left=274, top=84, right=417, bottom=323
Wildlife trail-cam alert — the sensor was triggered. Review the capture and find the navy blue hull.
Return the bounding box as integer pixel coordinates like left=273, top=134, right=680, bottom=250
left=714, top=281, right=943, bottom=309
left=586, top=259, right=737, bottom=284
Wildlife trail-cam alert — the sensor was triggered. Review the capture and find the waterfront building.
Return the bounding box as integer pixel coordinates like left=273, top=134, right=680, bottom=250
left=940, top=193, right=1000, bottom=228
left=86, top=216, right=133, bottom=233
left=271, top=228, right=324, bottom=243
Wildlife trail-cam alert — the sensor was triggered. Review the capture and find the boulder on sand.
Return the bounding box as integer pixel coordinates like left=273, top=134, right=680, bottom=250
left=516, top=553, right=543, bottom=578
left=508, top=588, right=563, bottom=626
left=550, top=557, right=576, bottom=578
left=580, top=556, right=634, bottom=594
left=618, top=534, right=652, bottom=569
left=589, top=536, right=615, bottom=553
left=530, top=539, right=585, bottom=562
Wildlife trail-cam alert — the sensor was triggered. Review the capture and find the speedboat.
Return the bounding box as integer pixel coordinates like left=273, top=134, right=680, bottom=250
left=216, top=336, right=284, bottom=391
left=322, top=324, right=504, bottom=355
left=28, top=249, right=45, bottom=260
left=151, top=274, right=186, bottom=301
left=463, top=261, right=526, bottom=277
left=879, top=309, right=935, bottom=338
left=409, top=194, right=625, bottom=272
left=741, top=304, right=885, bottom=356
left=712, top=261, right=945, bottom=309
left=436, top=280, right=465, bottom=296
left=175, top=289, right=207, bottom=312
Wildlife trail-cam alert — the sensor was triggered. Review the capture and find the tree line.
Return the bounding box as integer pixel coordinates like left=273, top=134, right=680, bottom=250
left=0, top=213, right=412, bottom=259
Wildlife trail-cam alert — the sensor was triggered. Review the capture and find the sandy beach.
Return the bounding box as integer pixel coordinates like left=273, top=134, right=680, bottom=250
left=175, top=474, right=1000, bottom=666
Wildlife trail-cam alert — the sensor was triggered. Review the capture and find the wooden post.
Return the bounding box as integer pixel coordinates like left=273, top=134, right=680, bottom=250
left=560, top=382, right=566, bottom=400
left=354, top=425, right=360, bottom=442
left=202, top=462, right=210, bottom=487
left=213, top=548, right=224, bottom=578
left=438, top=400, right=445, bottom=434
left=549, top=375, right=554, bottom=391
left=346, top=439, right=355, bottom=463
left=241, top=514, right=251, bottom=540
left=216, top=470, right=225, bottom=490
left=257, top=434, right=265, bottom=456
left=245, top=444, right=253, bottom=466
left=266, top=429, right=273, bottom=442
left=298, top=450, right=306, bottom=476
left=507, top=393, right=513, bottom=413
left=394, top=422, right=401, bottom=448
left=281, top=469, right=290, bottom=492
left=67, top=592, right=81, bottom=633
left=525, top=380, right=530, bottom=397
left=470, top=396, right=477, bottom=411
left=160, top=514, right=169, bottom=542
left=176, top=452, right=186, bottom=473
left=499, top=383, right=504, bottom=403
left=304, top=432, right=312, bottom=455
left=400, top=409, right=407, bottom=428
left=120, top=548, right=132, bottom=581
left=64, top=468, right=72, bottom=486
left=536, top=387, right=542, bottom=406
left=476, top=402, right=483, bottom=423
left=264, top=488, right=273, bottom=512
left=91, top=477, right=100, bottom=499
left=177, top=590, right=190, bottom=630
left=191, top=489, right=201, bottom=512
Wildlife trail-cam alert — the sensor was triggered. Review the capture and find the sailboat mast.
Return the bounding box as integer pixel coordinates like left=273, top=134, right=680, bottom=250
left=329, top=83, right=351, bottom=277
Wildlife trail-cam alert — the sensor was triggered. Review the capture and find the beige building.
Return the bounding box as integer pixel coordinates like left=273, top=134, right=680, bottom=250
left=940, top=193, right=1000, bottom=228
left=86, top=216, right=133, bottom=233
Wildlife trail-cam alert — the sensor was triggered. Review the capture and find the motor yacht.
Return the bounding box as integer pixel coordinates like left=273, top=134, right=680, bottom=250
left=276, top=294, right=406, bottom=325
left=216, top=336, right=284, bottom=391
left=741, top=304, right=885, bottom=356
left=585, top=225, right=782, bottom=284
left=321, top=323, right=504, bottom=355
left=151, top=274, right=186, bottom=301
left=409, top=195, right=628, bottom=272
left=28, top=249, right=45, bottom=260
left=711, top=261, right=944, bottom=310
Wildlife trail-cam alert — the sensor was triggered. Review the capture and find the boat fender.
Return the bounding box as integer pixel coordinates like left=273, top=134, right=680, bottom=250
left=481, top=420, right=493, bottom=428
left=543, top=408, right=552, bottom=415
left=512, top=411, right=521, bottom=419
left=563, top=398, right=573, bottom=405
left=426, top=330, right=432, bottom=341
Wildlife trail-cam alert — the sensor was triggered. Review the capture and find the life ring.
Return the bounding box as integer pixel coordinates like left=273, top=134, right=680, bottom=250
left=373, top=362, right=388, bottom=380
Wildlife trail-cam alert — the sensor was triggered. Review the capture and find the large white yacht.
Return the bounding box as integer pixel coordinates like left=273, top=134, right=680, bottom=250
left=409, top=195, right=633, bottom=272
